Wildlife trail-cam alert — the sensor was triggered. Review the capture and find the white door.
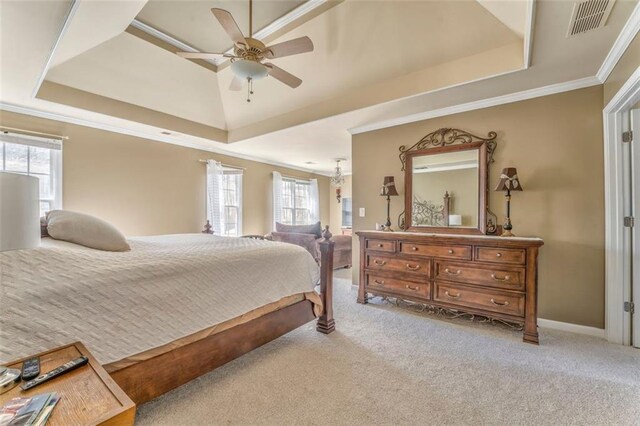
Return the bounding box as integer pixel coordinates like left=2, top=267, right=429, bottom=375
left=631, top=108, right=640, bottom=348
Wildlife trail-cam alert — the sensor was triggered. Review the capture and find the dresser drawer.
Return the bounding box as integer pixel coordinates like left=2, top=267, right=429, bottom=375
left=366, top=239, right=397, bottom=253
left=433, top=281, right=525, bottom=317
left=366, top=273, right=430, bottom=300
left=400, top=243, right=471, bottom=260
left=434, top=261, right=525, bottom=291
left=366, top=254, right=430, bottom=276
left=475, top=247, right=526, bottom=265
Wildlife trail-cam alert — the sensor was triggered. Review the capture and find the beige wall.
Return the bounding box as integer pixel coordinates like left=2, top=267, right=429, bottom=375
left=329, top=175, right=352, bottom=233
left=603, top=33, right=640, bottom=105
left=352, top=86, right=605, bottom=328
left=0, top=110, right=330, bottom=236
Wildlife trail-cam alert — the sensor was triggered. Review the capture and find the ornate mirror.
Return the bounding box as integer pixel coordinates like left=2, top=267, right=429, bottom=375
left=399, top=128, right=498, bottom=235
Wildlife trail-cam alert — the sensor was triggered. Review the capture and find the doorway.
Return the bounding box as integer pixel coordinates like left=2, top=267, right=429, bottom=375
left=604, top=67, right=640, bottom=347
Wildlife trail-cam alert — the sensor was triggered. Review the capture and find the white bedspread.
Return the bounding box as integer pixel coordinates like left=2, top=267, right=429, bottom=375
left=0, top=234, right=320, bottom=364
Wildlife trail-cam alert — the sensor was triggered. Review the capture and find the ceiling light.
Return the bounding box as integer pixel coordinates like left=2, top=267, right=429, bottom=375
left=330, top=159, right=346, bottom=187
left=230, top=60, right=268, bottom=80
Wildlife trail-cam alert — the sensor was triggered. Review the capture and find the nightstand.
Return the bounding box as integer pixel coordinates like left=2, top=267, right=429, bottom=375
left=1, top=342, right=135, bottom=425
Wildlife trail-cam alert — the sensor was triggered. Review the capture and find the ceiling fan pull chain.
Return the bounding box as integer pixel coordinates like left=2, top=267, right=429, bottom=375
left=246, top=77, right=253, bottom=102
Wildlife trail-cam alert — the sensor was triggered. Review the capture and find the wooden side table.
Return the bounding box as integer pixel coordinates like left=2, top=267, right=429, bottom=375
left=1, top=342, right=135, bottom=425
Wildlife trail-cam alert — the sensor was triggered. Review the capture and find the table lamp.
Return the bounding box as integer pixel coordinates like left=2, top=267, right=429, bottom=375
left=494, top=167, right=522, bottom=237
left=380, top=176, right=399, bottom=231
left=0, top=172, right=40, bottom=251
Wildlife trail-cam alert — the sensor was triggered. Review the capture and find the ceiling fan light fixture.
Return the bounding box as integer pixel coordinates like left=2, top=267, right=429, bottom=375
left=230, top=59, right=268, bottom=80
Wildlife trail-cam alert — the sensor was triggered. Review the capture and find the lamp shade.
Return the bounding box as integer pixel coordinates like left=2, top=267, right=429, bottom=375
left=494, top=167, right=523, bottom=191
left=380, top=176, right=399, bottom=196
left=0, top=172, right=40, bottom=251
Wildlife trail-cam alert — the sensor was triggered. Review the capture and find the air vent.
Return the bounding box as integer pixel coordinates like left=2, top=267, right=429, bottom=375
left=567, top=0, right=616, bottom=37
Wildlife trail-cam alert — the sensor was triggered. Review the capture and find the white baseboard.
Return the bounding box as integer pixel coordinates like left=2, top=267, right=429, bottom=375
left=538, top=318, right=605, bottom=339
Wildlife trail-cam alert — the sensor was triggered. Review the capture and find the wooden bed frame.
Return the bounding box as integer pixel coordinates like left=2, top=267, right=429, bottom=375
left=108, top=235, right=335, bottom=405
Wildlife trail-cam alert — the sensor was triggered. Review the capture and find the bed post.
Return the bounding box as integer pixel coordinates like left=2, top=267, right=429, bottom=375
left=317, top=226, right=335, bottom=334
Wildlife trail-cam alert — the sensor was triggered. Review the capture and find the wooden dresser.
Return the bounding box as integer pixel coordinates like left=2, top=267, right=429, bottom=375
left=357, top=231, right=544, bottom=344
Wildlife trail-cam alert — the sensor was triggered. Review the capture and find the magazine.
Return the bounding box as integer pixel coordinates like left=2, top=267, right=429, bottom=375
left=0, top=393, right=60, bottom=426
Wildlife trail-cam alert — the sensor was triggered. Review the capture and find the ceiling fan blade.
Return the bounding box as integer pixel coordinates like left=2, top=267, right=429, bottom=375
left=211, top=8, right=247, bottom=46
left=229, top=76, right=243, bottom=91
left=264, top=36, right=314, bottom=59
left=264, top=63, right=302, bottom=88
left=176, top=52, right=225, bottom=59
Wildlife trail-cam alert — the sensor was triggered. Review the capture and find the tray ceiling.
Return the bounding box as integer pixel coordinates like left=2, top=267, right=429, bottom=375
left=43, top=0, right=522, bottom=132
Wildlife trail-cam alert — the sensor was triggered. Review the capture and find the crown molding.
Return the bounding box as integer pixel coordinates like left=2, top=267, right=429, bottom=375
left=596, top=0, right=640, bottom=83
left=251, top=0, right=329, bottom=41
left=0, top=102, right=329, bottom=177
left=523, top=0, right=536, bottom=69
left=32, top=0, right=79, bottom=98
left=130, top=19, right=204, bottom=58
left=350, top=76, right=601, bottom=135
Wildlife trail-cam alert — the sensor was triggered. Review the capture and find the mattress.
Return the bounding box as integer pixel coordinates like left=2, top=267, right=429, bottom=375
left=0, top=234, right=321, bottom=364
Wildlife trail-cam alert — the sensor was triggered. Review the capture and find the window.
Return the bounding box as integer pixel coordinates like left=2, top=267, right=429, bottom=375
left=221, top=171, right=242, bottom=236
left=281, top=178, right=311, bottom=225
left=342, top=197, right=352, bottom=228
left=206, top=160, right=242, bottom=236
left=0, top=133, right=63, bottom=216
left=272, top=172, right=319, bottom=228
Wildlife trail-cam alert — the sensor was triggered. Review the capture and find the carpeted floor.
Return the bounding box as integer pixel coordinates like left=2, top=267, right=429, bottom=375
left=137, top=274, right=640, bottom=425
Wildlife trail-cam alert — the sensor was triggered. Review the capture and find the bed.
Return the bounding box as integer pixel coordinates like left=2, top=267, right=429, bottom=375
left=0, top=232, right=335, bottom=404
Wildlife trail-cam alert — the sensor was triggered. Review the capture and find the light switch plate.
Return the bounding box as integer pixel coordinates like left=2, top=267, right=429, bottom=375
left=359, top=208, right=365, bottom=217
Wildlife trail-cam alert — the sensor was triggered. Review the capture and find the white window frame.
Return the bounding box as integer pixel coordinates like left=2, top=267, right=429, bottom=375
left=0, top=133, right=63, bottom=216
left=281, top=177, right=312, bottom=226
left=221, top=169, right=243, bottom=236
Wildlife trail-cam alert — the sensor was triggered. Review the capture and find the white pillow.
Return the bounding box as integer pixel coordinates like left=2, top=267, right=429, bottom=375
left=46, top=210, right=130, bottom=252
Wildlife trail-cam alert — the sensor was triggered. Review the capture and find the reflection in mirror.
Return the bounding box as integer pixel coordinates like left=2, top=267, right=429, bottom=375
left=411, top=149, right=479, bottom=228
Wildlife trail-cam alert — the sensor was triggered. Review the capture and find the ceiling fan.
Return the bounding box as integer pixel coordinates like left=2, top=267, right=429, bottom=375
left=176, top=0, right=314, bottom=102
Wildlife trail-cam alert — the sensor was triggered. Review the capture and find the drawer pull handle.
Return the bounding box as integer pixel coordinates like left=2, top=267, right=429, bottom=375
left=444, top=268, right=461, bottom=275
left=491, top=274, right=511, bottom=281
left=405, top=285, right=420, bottom=291
left=373, top=259, right=387, bottom=266
left=377, top=243, right=384, bottom=248
left=490, top=298, right=509, bottom=307
left=406, top=264, right=421, bottom=271
left=447, top=249, right=454, bottom=254
left=373, top=279, right=385, bottom=285
left=411, top=246, right=418, bottom=251
left=496, top=253, right=502, bottom=257
left=445, top=290, right=461, bottom=298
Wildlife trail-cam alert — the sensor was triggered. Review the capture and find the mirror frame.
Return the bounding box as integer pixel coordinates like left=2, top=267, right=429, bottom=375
left=399, top=128, right=497, bottom=235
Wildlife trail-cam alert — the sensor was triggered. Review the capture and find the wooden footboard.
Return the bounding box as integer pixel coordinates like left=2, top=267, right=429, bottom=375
left=317, top=226, right=335, bottom=334
left=109, top=231, right=335, bottom=405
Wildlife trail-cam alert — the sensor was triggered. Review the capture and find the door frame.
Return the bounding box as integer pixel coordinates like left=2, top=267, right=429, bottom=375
left=604, top=66, right=640, bottom=345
